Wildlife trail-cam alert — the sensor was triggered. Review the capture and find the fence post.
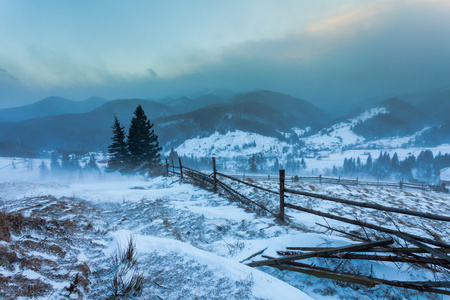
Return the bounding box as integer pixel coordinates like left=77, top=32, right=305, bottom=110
left=212, top=157, right=217, bottom=193
left=165, top=158, right=169, bottom=176
left=171, top=157, right=175, bottom=174
left=338, top=176, right=340, bottom=184
left=356, top=177, right=358, bottom=185
left=400, top=179, right=403, bottom=189
left=178, top=157, right=183, bottom=180
left=279, top=169, right=285, bottom=222
left=319, top=174, right=322, bottom=184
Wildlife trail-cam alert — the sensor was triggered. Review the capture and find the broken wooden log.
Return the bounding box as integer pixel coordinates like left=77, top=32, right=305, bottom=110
left=395, top=232, right=450, bottom=265
left=285, top=246, right=450, bottom=254
left=276, top=251, right=448, bottom=265
left=240, top=248, right=268, bottom=263
left=315, top=223, right=370, bottom=242
left=262, top=257, right=450, bottom=295
left=284, top=203, right=450, bottom=248
left=247, top=238, right=393, bottom=267
left=216, top=180, right=275, bottom=215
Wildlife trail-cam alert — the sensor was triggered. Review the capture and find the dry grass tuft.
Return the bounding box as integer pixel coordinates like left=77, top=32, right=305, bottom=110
left=107, top=236, right=144, bottom=299
left=0, top=274, right=52, bottom=299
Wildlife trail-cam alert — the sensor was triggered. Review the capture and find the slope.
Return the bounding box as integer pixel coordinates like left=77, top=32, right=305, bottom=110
left=0, top=99, right=173, bottom=151
left=352, top=98, right=429, bottom=140
left=0, top=96, right=108, bottom=123
left=156, top=90, right=329, bottom=146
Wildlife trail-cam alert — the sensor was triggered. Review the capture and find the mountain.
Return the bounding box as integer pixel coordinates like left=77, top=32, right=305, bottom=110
left=351, top=98, right=429, bottom=140
left=0, top=99, right=173, bottom=151
left=395, top=88, right=450, bottom=124
left=414, top=121, right=450, bottom=146
left=0, top=96, right=108, bottom=123
left=416, top=90, right=450, bottom=124
left=155, top=90, right=330, bottom=147
left=232, top=90, right=328, bottom=124
left=161, top=94, right=231, bottom=114
left=0, top=90, right=442, bottom=155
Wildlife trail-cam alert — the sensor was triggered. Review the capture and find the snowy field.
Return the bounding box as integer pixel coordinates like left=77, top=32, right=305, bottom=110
left=0, top=158, right=449, bottom=299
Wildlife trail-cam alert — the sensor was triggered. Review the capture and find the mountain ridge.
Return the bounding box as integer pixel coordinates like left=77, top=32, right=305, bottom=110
left=0, top=96, right=109, bottom=123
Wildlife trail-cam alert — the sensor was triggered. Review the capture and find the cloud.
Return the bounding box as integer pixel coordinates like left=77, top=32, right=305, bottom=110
left=0, top=0, right=449, bottom=110
left=146, top=68, right=158, bottom=78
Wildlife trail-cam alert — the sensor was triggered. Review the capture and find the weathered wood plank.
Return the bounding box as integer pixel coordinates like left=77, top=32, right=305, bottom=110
left=284, top=203, right=450, bottom=248
left=284, top=188, right=450, bottom=222
left=247, top=238, right=393, bottom=267
left=395, top=232, right=450, bottom=264
left=285, top=246, right=450, bottom=254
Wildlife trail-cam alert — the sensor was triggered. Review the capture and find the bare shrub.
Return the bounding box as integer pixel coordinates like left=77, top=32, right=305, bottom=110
left=107, top=236, right=144, bottom=299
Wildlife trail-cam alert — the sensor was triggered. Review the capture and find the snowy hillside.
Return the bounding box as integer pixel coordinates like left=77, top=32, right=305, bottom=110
left=169, top=106, right=447, bottom=176
left=173, top=131, right=291, bottom=159
left=172, top=108, right=396, bottom=161
left=0, top=158, right=448, bottom=299
left=302, top=107, right=388, bottom=149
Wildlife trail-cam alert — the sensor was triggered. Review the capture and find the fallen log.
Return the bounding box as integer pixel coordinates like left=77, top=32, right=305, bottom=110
left=262, top=257, right=450, bottom=295
left=240, top=248, right=268, bottom=263
left=316, top=223, right=370, bottom=241
left=395, top=232, right=450, bottom=265
left=284, top=203, right=450, bottom=248
left=247, top=238, right=393, bottom=267
left=276, top=251, right=448, bottom=265
left=285, top=246, right=450, bottom=254
left=216, top=180, right=275, bottom=215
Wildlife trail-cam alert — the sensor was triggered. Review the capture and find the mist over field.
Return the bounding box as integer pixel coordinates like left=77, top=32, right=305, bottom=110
left=1, top=1, right=450, bottom=299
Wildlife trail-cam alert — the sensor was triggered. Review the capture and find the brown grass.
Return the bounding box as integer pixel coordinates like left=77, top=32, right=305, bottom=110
left=0, top=245, right=20, bottom=271
left=0, top=211, right=11, bottom=242
left=0, top=274, right=52, bottom=299
left=19, top=240, right=66, bottom=258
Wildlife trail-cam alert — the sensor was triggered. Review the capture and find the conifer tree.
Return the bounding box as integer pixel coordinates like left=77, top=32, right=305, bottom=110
left=366, top=153, right=373, bottom=172
left=107, top=115, right=129, bottom=172
left=50, top=152, right=60, bottom=172
left=85, top=154, right=100, bottom=172
left=168, top=148, right=179, bottom=165
left=301, top=158, right=307, bottom=169
left=127, top=105, right=162, bottom=174
left=249, top=154, right=257, bottom=173
left=39, top=160, right=49, bottom=178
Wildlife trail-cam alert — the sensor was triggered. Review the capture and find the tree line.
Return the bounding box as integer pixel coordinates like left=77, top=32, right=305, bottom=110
left=337, top=150, right=450, bottom=182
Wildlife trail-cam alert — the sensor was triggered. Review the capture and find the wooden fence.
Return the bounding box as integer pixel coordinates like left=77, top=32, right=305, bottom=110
left=165, top=157, right=450, bottom=295
left=220, top=173, right=447, bottom=193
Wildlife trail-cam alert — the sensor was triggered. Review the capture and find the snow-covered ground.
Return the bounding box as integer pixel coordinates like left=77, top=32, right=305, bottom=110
left=0, top=158, right=449, bottom=299
left=174, top=130, right=290, bottom=159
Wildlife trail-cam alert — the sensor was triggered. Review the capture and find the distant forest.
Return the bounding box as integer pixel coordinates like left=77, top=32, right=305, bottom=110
left=336, top=150, right=450, bottom=183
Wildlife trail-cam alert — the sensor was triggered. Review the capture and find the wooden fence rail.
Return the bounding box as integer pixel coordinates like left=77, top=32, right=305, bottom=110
left=165, top=158, right=450, bottom=294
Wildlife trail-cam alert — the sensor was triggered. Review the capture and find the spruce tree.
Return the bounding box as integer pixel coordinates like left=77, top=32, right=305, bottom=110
left=85, top=154, right=100, bottom=172
left=39, top=160, right=49, bottom=178
left=50, top=152, right=60, bottom=172
left=107, top=115, right=129, bottom=172
left=249, top=154, right=257, bottom=173
left=127, top=105, right=162, bottom=175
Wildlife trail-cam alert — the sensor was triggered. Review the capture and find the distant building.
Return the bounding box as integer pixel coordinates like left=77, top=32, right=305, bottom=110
left=439, top=167, right=450, bottom=186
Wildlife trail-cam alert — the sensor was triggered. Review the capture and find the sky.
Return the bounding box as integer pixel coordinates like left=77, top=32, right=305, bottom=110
left=1, top=0, right=450, bottom=109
